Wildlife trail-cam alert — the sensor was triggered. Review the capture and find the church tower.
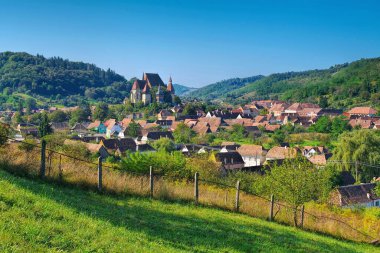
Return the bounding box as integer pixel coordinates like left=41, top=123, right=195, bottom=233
left=141, top=83, right=151, bottom=105
left=167, top=76, right=175, bottom=104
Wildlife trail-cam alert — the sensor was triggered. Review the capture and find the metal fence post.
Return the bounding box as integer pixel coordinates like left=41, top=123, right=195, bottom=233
left=300, top=205, right=305, bottom=228
left=149, top=166, right=154, bottom=198
left=269, top=194, right=274, bottom=221
left=194, top=172, right=199, bottom=205
left=97, top=157, right=102, bottom=192
left=235, top=181, right=240, bottom=212
left=40, top=140, right=46, bottom=178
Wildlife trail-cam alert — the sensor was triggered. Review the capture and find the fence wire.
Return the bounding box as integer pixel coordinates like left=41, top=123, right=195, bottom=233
left=0, top=136, right=378, bottom=243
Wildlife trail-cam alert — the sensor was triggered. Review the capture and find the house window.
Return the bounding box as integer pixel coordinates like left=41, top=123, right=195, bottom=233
left=376, top=201, right=380, bottom=207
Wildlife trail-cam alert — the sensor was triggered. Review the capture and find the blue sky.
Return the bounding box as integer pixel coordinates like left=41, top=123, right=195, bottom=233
left=1, top=0, right=380, bottom=87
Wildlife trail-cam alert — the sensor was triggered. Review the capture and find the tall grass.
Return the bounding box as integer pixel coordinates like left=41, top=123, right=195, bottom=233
left=0, top=143, right=378, bottom=243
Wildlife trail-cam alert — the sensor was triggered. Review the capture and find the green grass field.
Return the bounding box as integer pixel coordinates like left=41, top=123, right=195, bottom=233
left=0, top=169, right=378, bottom=253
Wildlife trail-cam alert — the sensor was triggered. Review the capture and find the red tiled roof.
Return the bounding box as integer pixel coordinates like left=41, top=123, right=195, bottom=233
left=346, top=107, right=377, bottom=115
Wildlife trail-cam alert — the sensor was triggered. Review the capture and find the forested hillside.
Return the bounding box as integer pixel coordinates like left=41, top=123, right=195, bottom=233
left=188, top=58, right=380, bottom=109
left=0, top=52, right=132, bottom=105
left=172, top=83, right=197, bottom=96
left=187, top=76, right=264, bottom=100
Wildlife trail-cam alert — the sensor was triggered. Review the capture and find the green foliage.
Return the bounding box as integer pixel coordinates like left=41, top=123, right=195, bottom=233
left=189, top=58, right=380, bottom=109
left=375, top=182, right=380, bottom=196
left=48, top=110, right=68, bottom=123
left=120, top=151, right=187, bottom=178
left=261, top=156, right=333, bottom=225
left=93, top=102, right=109, bottom=121
left=230, top=124, right=245, bottom=140
left=69, top=108, right=89, bottom=125
left=38, top=113, right=52, bottom=138
left=333, top=129, right=380, bottom=182
left=331, top=116, right=351, bottom=138
left=0, top=52, right=131, bottom=105
left=0, top=124, right=10, bottom=146
left=18, top=139, right=37, bottom=152
left=308, top=116, right=331, bottom=133
left=173, top=123, right=196, bottom=143
left=151, top=138, right=176, bottom=153
left=308, top=116, right=351, bottom=138
left=124, top=122, right=140, bottom=138
left=187, top=76, right=264, bottom=100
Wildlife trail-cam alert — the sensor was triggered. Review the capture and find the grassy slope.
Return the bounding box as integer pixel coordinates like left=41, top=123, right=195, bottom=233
left=0, top=170, right=377, bottom=253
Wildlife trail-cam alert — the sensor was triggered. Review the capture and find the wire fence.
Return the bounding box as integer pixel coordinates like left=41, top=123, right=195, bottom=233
left=0, top=137, right=379, bottom=244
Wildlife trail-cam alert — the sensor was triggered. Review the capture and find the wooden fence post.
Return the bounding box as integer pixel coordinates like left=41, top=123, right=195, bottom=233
left=97, top=157, right=102, bottom=192
left=40, top=140, right=46, bottom=178
left=194, top=172, right=199, bottom=205
left=235, top=181, right=240, bottom=212
left=300, top=205, right=305, bottom=228
left=269, top=194, right=274, bottom=221
left=58, top=154, right=62, bottom=181
left=149, top=166, right=154, bottom=198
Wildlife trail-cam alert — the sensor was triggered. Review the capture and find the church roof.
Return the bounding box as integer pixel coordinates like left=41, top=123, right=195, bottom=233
left=131, top=80, right=147, bottom=90
left=144, top=73, right=165, bottom=87
left=142, top=83, right=150, bottom=93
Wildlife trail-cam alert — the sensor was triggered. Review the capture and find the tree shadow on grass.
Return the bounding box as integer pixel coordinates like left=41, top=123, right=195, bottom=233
left=2, top=171, right=369, bottom=253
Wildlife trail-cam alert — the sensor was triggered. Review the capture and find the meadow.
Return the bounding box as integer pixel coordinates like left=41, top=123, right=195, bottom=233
left=0, top=169, right=378, bottom=252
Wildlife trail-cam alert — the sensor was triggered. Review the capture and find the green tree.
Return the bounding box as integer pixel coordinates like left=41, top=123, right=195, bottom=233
left=333, top=129, right=380, bottom=182
left=93, top=102, right=109, bottom=121
left=48, top=110, right=68, bottom=123
left=125, top=122, right=141, bottom=137
left=151, top=138, right=175, bottom=153
left=38, top=113, right=52, bottom=138
left=230, top=124, right=245, bottom=140
left=173, top=123, right=196, bottom=143
left=308, top=116, right=331, bottom=133
left=0, top=124, right=10, bottom=146
left=69, top=109, right=88, bottom=125
left=331, top=116, right=351, bottom=138
left=263, top=156, right=332, bottom=226
left=25, top=98, right=37, bottom=115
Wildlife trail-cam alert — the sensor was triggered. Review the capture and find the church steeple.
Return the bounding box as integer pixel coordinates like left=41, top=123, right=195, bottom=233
left=167, top=76, right=174, bottom=94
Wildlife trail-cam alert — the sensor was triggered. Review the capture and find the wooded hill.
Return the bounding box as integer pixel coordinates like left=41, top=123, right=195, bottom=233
left=0, top=52, right=132, bottom=105
left=187, top=58, right=380, bottom=109
left=0, top=52, right=196, bottom=106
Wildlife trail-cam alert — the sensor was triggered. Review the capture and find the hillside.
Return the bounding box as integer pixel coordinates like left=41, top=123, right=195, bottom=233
left=173, top=83, right=198, bottom=96
left=187, top=75, right=264, bottom=100
left=187, top=58, right=380, bottom=109
left=0, top=52, right=132, bottom=105
left=0, top=169, right=376, bottom=252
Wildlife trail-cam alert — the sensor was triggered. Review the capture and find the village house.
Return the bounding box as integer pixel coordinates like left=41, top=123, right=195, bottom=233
left=87, top=120, right=106, bottom=134
left=100, top=138, right=155, bottom=156
left=329, top=183, right=379, bottom=208
left=215, top=151, right=245, bottom=171
left=348, top=117, right=374, bottom=129
left=345, top=107, right=378, bottom=118
left=266, top=146, right=298, bottom=161
left=302, top=146, right=327, bottom=158
left=269, top=102, right=289, bottom=116
left=285, top=103, right=320, bottom=115
left=237, top=144, right=264, bottom=167
left=51, top=122, right=70, bottom=132
left=140, top=131, right=174, bottom=143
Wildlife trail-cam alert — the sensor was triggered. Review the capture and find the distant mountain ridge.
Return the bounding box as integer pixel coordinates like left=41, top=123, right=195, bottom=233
left=186, top=57, right=380, bottom=109
left=187, top=76, right=264, bottom=100
left=172, top=83, right=198, bottom=96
